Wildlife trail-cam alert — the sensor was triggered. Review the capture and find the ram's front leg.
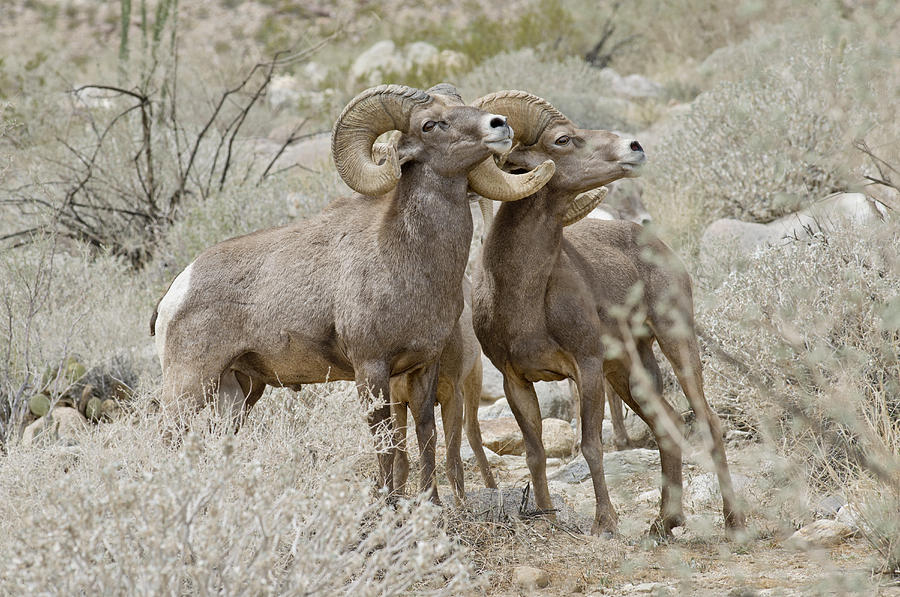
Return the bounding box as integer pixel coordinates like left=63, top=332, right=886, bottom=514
left=356, top=361, right=396, bottom=498
left=504, top=371, right=554, bottom=516
left=406, top=361, right=441, bottom=503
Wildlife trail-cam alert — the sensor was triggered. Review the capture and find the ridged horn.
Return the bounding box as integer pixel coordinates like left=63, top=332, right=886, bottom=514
left=332, top=85, right=433, bottom=196
left=562, top=187, right=609, bottom=226
left=472, top=90, right=568, bottom=147
left=467, top=156, right=556, bottom=202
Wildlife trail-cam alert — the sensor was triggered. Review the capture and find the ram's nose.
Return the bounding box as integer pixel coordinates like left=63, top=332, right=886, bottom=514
left=489, top=116, right=508, bottom=129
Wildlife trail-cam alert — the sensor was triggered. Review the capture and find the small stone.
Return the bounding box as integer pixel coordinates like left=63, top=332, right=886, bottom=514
left=687, top=472, right=752, bottom=510
left=21, top=407, right=87, bottom=447
left=542, top=418, right=576, bottom=458
left=479, top=417, right=523, bottom=455
left=479, top=397, right=512, bottom=420
left=835, top=504, right=866, bottom=533
left=726, top=429, right=753, bottom=443
left=480, top=355, right=505, bottom=401
left=632, top=581, right=664, bottom=593
left=512, top=566, right=550, bottom=590
left=100, top=399, right=119, bottom=418
left=784, top=519, right=855, bottom=550
left=638, top=488, right=661, bottom=504
left=29, top=394, right=51, bottom=417
left=814, top=494, right=847, bottom=518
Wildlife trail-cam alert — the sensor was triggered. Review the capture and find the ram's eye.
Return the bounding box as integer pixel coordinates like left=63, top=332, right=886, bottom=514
left=423, top=121, right=436, bottom=132
left=555, top=135, right=570, bottom=146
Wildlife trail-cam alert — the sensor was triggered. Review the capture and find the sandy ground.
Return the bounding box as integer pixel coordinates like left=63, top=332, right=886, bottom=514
left=427, top=439, right=900, bottom=596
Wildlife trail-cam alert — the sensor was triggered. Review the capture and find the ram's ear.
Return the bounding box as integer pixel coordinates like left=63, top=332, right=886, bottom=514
left=395, top=134, right=424, bottom=166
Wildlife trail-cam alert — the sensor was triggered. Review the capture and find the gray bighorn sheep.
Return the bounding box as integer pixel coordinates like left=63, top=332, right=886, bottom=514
left=472, top=91, right=745, bottom=537
left=150, top=84, right=553, bottom=502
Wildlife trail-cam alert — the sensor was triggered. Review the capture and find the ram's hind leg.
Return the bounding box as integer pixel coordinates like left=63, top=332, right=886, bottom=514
left=391, top=396, right=411, bottom=497
left=605, top=353, right=685, bottom=538
left=607, top=384, right=634, bottom=451
left=159, top=361, right=226, bottom=444
left=464, top=358, right=497, bottom=489
left=576, top=357, right=618, bottom=536
left=440, top=380, right=466, bottom=504
left=657, top=333, right=746, bottom=533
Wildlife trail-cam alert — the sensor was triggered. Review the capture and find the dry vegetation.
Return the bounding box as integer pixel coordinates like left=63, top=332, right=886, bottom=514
left=0, top=0, right=898, bottom=594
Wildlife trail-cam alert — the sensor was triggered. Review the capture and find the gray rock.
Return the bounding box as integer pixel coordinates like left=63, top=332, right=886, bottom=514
left=835, top=504, right=868, bottom=533
left=550, top=448, right=661, bottom=484
left=479, top=416, right=574, bottom=458
left=536, top=381, right=575, bottom=421
left=479, top=417, right=523, bottom=455
left=480, top=354, right=506, bottom=401
left=638, top=488, right=661, bottom=504
left=512, top=566, right=550, bottom=590
left=349, top=40, right=405, bottom=86
left=460, top=441, right=502, bottom=466
left=700, top=193, right=889, bottom=272
left=814, top=494, right=847, bottom=518
left=542, top=418, right=576, bottom=458
left=21, top=407, right=87, bottom=447
left=598, top=68, right=663, bottom=98
left=784, top=519, right=855, bottom=550
left=687, top=472, right=752, bottom=510
left=479, top=397, right=512, bottom=420
left=404, top=41, right=439, bottom=68
left=267, top=74, right=303, bottom=111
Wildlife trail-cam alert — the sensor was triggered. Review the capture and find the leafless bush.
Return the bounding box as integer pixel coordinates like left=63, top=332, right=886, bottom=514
left=583, top=2, right=638, bottom=70
left=1, top=22, right=334, bottom=268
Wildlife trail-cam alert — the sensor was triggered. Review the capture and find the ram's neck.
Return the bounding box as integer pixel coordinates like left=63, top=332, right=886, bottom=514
left=480, top=188, right=569, bottom=315
left=383, top=162, right=473, bottom=296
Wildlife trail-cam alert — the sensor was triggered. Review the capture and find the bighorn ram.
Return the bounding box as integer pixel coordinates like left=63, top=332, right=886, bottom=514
left=472, top=91, right=745, bottom=536
left=150, top=84, right=553, bottom=501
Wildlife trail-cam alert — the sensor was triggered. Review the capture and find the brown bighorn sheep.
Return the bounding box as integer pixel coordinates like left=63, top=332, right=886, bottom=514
left=472, top=91, right=745, bottom=537
left=150, top=84, right=553, bottom=502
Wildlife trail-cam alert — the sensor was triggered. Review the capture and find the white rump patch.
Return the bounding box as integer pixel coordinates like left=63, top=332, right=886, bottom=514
left=155, top=262, right=194, bottom=369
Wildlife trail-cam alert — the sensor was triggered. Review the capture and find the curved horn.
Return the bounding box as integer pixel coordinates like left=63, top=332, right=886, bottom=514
left=472, top=90, right=568, bottom=147
left=332, top=85, right=433, bottom=196
left=467, top=90, right=564, bottom=201
left=562, top=187, right=609, bottom=226
left=467, top=156, right=556, bottom=202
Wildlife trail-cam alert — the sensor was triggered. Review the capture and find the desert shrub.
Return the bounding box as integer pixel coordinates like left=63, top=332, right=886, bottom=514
left=150, top=168, right=340, bottom=277
left=698, top=222, right=899, bottom=482
left=642, top=38, right=888, bottom=255
left=0, top=236, right=158, bottom=446
left=460, top=49, right=635, bottom=131
left=0, top=386, right=479, bottom=595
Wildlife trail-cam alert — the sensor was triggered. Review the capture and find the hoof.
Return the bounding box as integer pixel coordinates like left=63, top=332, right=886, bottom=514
left=648, top=513, right=685, bottom=539
left=591, top=516, right=618, bottom=537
